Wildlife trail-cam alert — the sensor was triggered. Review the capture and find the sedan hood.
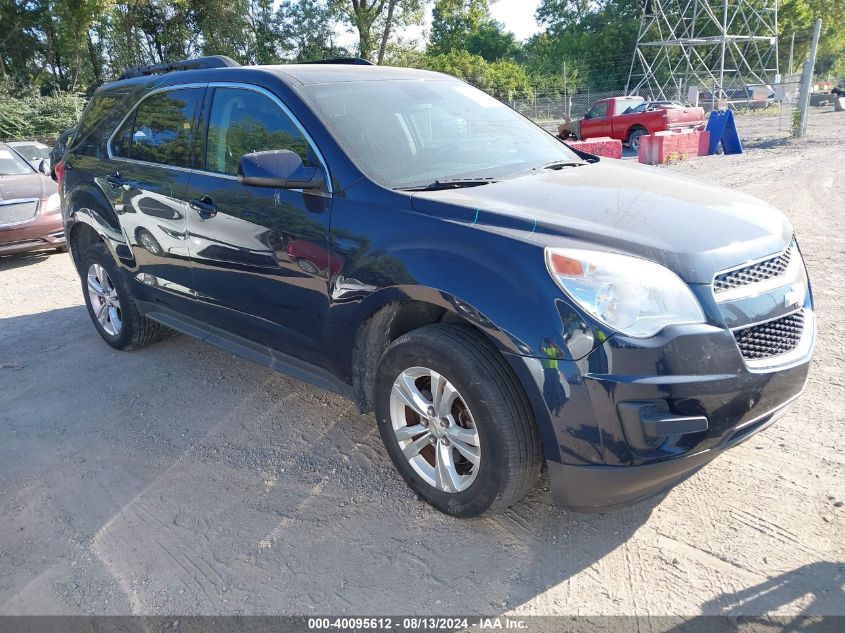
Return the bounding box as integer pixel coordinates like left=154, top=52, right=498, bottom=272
left=0, top=173, right=55, bottom=202
left=409, top=160, right=792, bottom=284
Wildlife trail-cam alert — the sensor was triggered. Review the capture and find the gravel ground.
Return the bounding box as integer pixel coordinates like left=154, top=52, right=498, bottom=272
left=0, top=109, right=843, bottom=617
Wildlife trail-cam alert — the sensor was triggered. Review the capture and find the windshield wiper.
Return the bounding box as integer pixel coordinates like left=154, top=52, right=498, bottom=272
left=397, top=177, right=498, bottom=192
left=537, top=160, right=587, bottom=171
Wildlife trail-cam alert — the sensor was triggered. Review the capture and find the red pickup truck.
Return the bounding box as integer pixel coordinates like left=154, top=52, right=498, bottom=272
left=559, top=97, right=705, bottom=151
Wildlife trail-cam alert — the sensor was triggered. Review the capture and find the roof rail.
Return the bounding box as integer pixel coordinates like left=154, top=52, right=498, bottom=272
left=118, top=55, right=241, bottom=81
left=302, top=58, right=374, bottom=66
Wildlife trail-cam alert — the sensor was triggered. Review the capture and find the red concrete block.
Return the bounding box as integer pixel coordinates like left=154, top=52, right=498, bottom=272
left=638, top=130, right=710, bottom=165
left=567, top=137, right=623, bottom=159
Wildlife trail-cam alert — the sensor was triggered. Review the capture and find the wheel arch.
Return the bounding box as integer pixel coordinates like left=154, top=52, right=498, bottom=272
left=66, top=183, right=133, bottom=271
left=625, top=123, right=648, bottom=142
left=348, top=288, right=530, bottom=415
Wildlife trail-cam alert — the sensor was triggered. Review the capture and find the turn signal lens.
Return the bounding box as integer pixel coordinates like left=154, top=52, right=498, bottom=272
left=548, top=252, right=584, bottom=277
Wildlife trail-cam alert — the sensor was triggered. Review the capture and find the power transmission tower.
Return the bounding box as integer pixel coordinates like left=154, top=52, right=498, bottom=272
left=626, top=0, right=779, bottom=107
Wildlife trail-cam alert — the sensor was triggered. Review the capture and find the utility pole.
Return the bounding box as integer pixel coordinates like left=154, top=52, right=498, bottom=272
left=796, top=18, right=822, bottom=138
left=563, top=61, right=568, bottom=119
left=788, top=32, right=794, bottom=75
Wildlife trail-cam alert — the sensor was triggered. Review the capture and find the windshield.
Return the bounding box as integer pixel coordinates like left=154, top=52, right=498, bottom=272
left=299, top=79, right=582, bottom=189
left=12, top=143, right=50, bottom=161
left=0, top=148, right=34, bottom=175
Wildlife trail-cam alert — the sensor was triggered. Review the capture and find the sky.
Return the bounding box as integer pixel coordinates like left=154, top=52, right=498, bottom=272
left=490, top=0, right=542, bottom=41
left=334, top=0, right=544, bottom=50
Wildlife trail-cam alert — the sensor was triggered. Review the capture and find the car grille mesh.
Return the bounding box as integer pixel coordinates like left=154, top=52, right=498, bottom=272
left=713, top=248, right=792, bottom=293
left=0, top=200, right=38, bottom=226
left=734, top=311, right=804, bottom=360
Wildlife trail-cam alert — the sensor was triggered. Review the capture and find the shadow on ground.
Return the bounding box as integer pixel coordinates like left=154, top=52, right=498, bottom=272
left=0, top=306, right=656, bottom=615
left=0, top=252, right=54, bottom=272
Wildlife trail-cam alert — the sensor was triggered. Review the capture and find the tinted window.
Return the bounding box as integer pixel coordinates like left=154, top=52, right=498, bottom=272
left=75, top=93, right=126, bottom=156
left=205, top=88, right=309, bottom=176
left=118, top=88, right=203, bottom=167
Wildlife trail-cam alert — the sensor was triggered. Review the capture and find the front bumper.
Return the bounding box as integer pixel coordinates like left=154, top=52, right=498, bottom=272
left=506, top=308, right=815, bottom=512
left=0, top=211, right=65, bottom=255
left=547, top=396, right=797, bottom=511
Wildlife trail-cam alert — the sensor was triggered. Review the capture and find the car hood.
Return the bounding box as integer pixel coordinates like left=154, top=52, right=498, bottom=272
left=409, top=160, right=792, bottom=284
left=0, top=173, right=56, bottom=202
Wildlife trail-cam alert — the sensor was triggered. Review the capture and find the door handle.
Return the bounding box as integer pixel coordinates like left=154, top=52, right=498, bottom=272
left=190, top=196, right=217, bottom=219
left=104, top=172, right=125, bottom=188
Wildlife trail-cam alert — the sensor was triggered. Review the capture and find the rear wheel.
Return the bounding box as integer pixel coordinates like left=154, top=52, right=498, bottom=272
left=374, top=324, right=542, bottom=517
left=628, top=127, right=647, bottom=152
left=81, top=242, right=171, bottom=350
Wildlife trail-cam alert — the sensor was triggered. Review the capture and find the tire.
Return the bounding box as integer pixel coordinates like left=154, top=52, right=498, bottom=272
left=136, top=228, right=163, bottom=256
left=80, top=242, right=171, bottom=351
left=628, top=127, right=647, bottom=152
left=374, top=324, right=542, bottom=517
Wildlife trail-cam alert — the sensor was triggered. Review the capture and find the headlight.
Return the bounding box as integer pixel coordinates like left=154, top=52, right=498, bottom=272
left=42, top=192, right=61, bottom=214
left=545, top=247, right=705, bottom=338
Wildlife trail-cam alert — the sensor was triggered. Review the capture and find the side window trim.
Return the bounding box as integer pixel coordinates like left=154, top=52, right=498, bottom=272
left=107, top=82, right=208, bottom=173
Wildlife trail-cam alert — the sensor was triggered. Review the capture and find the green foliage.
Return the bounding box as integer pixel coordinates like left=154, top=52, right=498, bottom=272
left=428, top=0, right=491, bottom=56
left=779, top=0, right=845, bottom=76
left=0, top=82, right=85, bottom=143
left=421, top=50, right=534, bottom=98
left=527, top=0, right=640, bottom=90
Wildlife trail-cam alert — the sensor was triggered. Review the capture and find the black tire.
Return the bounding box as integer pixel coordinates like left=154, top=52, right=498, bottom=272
left=374, top=324, right=542, bottom=517
left=628, top=127, right=647, bottom=152
left=80, top=242, right=170, bottom=351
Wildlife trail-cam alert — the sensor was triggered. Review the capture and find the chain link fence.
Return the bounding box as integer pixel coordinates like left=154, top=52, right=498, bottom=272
left=507, top=90, right=624, bottom=122
left=503, top=80, right=824, bottom=142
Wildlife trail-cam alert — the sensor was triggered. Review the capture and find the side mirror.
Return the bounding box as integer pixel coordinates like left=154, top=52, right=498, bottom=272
left=237, top=150, right=325, bottom=190
left=38, top=159, right=50, bottom=175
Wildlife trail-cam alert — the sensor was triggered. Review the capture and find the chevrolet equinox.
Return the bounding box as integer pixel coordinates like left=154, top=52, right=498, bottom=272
left=60, top=57, right=815, bottom=517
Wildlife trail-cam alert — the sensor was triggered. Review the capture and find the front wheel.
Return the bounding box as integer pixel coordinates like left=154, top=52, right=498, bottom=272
left=374, top=324, right=542, bottom=517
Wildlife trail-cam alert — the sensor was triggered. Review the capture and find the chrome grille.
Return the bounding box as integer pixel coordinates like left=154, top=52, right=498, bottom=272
left=714, top=248, right=791, bottom=293
left=734, top=311, right=804, bottom=360
left=0, top=200, right=38, bottom=226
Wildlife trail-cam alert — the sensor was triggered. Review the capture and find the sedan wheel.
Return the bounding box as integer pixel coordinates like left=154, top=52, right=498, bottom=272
left=389, top=366, right=481, bottom=493
left=86, top=262, right=122, bottom=336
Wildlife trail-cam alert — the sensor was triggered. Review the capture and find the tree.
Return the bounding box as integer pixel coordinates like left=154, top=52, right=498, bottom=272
left=377, top=0, right=425, bottom=65
left=422, top=49, right=534, bottom=98
left=428, top=0, right=490, bottom=56
left=329, top=0, right=387, bottom=60
left=465, top=20, right=519, bottom=62
left=279, top=0, right=338, bottom=61
left=330, top=0, right=425, bottom=63
left=528, top=0, right=639, bottom=90
left=780, top=0, right=845, bottom=76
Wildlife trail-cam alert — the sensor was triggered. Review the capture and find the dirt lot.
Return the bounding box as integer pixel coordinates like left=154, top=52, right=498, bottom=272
left=1, top=110, right=843, bottom=617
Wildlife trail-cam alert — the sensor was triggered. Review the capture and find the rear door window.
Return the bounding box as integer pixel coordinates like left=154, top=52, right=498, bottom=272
left=112, top=88, right=204, bottom=168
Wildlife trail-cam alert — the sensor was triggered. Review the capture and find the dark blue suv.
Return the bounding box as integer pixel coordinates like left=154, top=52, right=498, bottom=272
left=60, top=57, right=815, bottom=517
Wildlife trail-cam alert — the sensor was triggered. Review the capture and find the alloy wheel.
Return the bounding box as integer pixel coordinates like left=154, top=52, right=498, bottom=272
left=389, top=366, right=481, bottom=493
left=87, top=263, right=122, bottom=336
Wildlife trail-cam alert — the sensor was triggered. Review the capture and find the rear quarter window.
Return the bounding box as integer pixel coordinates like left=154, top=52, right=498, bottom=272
left=74, top=91, right=133, bottom=157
